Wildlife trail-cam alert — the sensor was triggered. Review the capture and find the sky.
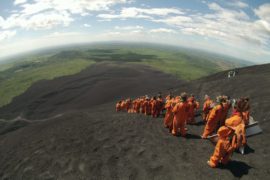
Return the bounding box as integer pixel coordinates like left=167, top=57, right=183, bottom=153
left=0, top=0, right=270, bottom=63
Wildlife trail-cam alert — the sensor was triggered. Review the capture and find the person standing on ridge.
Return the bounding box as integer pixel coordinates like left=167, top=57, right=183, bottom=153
left=202, top=95, right=213, bottom=122
left=171, top=92, right=189, bottom=137
left=116, top=100, right=122, bottom=112
left=219, top=96, right=231, bottom=127
left=164, top=95, right=174, bottom=131
left=201, top=96, right=224, bottom=139
left=187, top=94, right=198, bottom=124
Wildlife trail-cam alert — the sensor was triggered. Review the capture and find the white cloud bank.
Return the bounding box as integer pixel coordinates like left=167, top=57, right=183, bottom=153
left=0, top=30, right=17, bottom=41
left=97, top=2, right=270, bottom=62
left=1, top=0, right=131, bottom=31
left=0, top=0, right=269, bottom=63
left=14, top=0, right=27, bottom=5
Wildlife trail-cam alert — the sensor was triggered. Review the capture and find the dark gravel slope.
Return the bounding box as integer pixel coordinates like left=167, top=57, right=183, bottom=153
left=0, top=62, right=269, bottom=180
left=0, top=103, right=262, bottom=180
left=0, top=62, right=182, bottom=120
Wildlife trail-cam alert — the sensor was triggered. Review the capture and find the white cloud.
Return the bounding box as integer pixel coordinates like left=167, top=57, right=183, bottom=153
left=2, top=11, right=73, bottom=30
left=45, top=32, right=81, bottom=38
left=254, top=3, right=270, bottom=22
left=0, top=16, right=4, bottom=26
left=97, top=2, right=270, bottom=62
left=2, top=0, right=131, bottom=30
left=226, top=0, right=249, bottom=9
left=14, top=0, right=27, bottom=5
left=150, top=28, right=176, bottom=34
left=114, top=25, right=144, bottom=30
left=208, top=2, right=249, bottom=20
left=153, top=16, right=193, bottom=26
left=18, top=0, right=131, bottom=16
left=83, top=23, right=91, bottom=27
left=98, top=7, right=184, bottom=20
left=0, top=31, right=16, bottom=41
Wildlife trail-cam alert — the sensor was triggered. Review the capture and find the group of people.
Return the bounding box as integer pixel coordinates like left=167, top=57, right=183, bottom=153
left=116, top=93, right=165, bottom=118
left=201, top=95, right=250, bottom=167
left=116, top=93, right=251, bottom=168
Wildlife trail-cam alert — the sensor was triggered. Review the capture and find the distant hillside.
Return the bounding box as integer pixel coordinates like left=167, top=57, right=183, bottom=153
left=0, top=42, right=251, bottom=107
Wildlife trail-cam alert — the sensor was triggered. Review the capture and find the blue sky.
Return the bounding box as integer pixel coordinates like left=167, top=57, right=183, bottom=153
left=0, top=0, right=270, bottom=63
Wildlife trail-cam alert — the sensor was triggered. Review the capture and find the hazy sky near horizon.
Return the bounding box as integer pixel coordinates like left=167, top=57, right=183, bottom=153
left=0, top=0, right=270, bottom=63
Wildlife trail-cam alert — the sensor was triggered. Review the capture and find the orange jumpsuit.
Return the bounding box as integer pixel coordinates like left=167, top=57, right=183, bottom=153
left=157, top=97, right=164, bottom=117
left=172, top=101, right=189, bottom=136
left=151, top=99, right=159, bottom=118
left=242, top=111, right=250, bottom=125
left=202, top=104, right=223, bottom=138
left=121, top=101, right=126, bottom=111
left=140, top=99, right=146, bottom=114
left=164, top=100, right=173, bottom=129
left=126, top=99, right=132, bottom=112
left=219, top=102, right=231, bottom=127
left=165, top=95, right=171, bottom=101
left=203, top=99, right=213, bottom=121
left=133, top=99, right=140, bottom=113
left=143, top=100, right=151, bottom=115
left=208, top=126, right=234, bottom=168
left=116, top=102, right=121, bottom=112
left=131, top=100, right=136, bottom=113
left=187, top=99, right=197, bottom=124
left=225, top=112, right=246, bottom=145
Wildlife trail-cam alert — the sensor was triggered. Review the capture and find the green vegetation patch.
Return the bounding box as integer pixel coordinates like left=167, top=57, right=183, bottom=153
left=0, top=59, right=94, bottom=107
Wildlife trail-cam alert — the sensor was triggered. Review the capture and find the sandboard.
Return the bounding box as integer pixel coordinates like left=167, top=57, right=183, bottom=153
left=207, top=116, right=262, bottom=141
left=245, top=116, right=262, bottom=137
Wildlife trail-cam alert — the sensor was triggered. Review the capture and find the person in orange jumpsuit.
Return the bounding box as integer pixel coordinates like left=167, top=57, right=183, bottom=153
left=143, top=97, right=151, bottom=115
left=187, top=95, right=197, bottom=124
left=120, top=100, right=127, bottom=111
left=135, top=98, right=140, bottom=113
left=219, top=96, right=231, bottom=127
left=201, top=96, right=224, bottom=139
left=140, top=96, right=146, bottom=114
left=125, top=98, right=132, bottom=113
left=157, top=95, right=164, bottom=117
left=207, top=126, right=234, bottom=168
left=242, top=97, right=250, bottom=125
left=202, top=95, right=213, bottom=122
left=164, top=95, right=174, bottom=130
left=166, top=93, right=172, bottom=101
left=151, top=96, right=159, bottom=118
left=131, top=99, right=136, bottom=113
left=116, top=101, right=122, bottom=112
left=172, top=92, right=189, bottom=137
left=126, top=98, right=132, bottom=113
left=225, top=98, right=247, bottom=147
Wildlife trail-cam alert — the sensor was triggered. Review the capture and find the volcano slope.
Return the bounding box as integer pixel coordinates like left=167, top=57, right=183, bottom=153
left=0, top=62, right=269, bottom=180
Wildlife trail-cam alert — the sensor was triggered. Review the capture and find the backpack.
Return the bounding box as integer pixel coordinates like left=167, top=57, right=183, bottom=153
left=230, top=123, right=246, bottom=150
